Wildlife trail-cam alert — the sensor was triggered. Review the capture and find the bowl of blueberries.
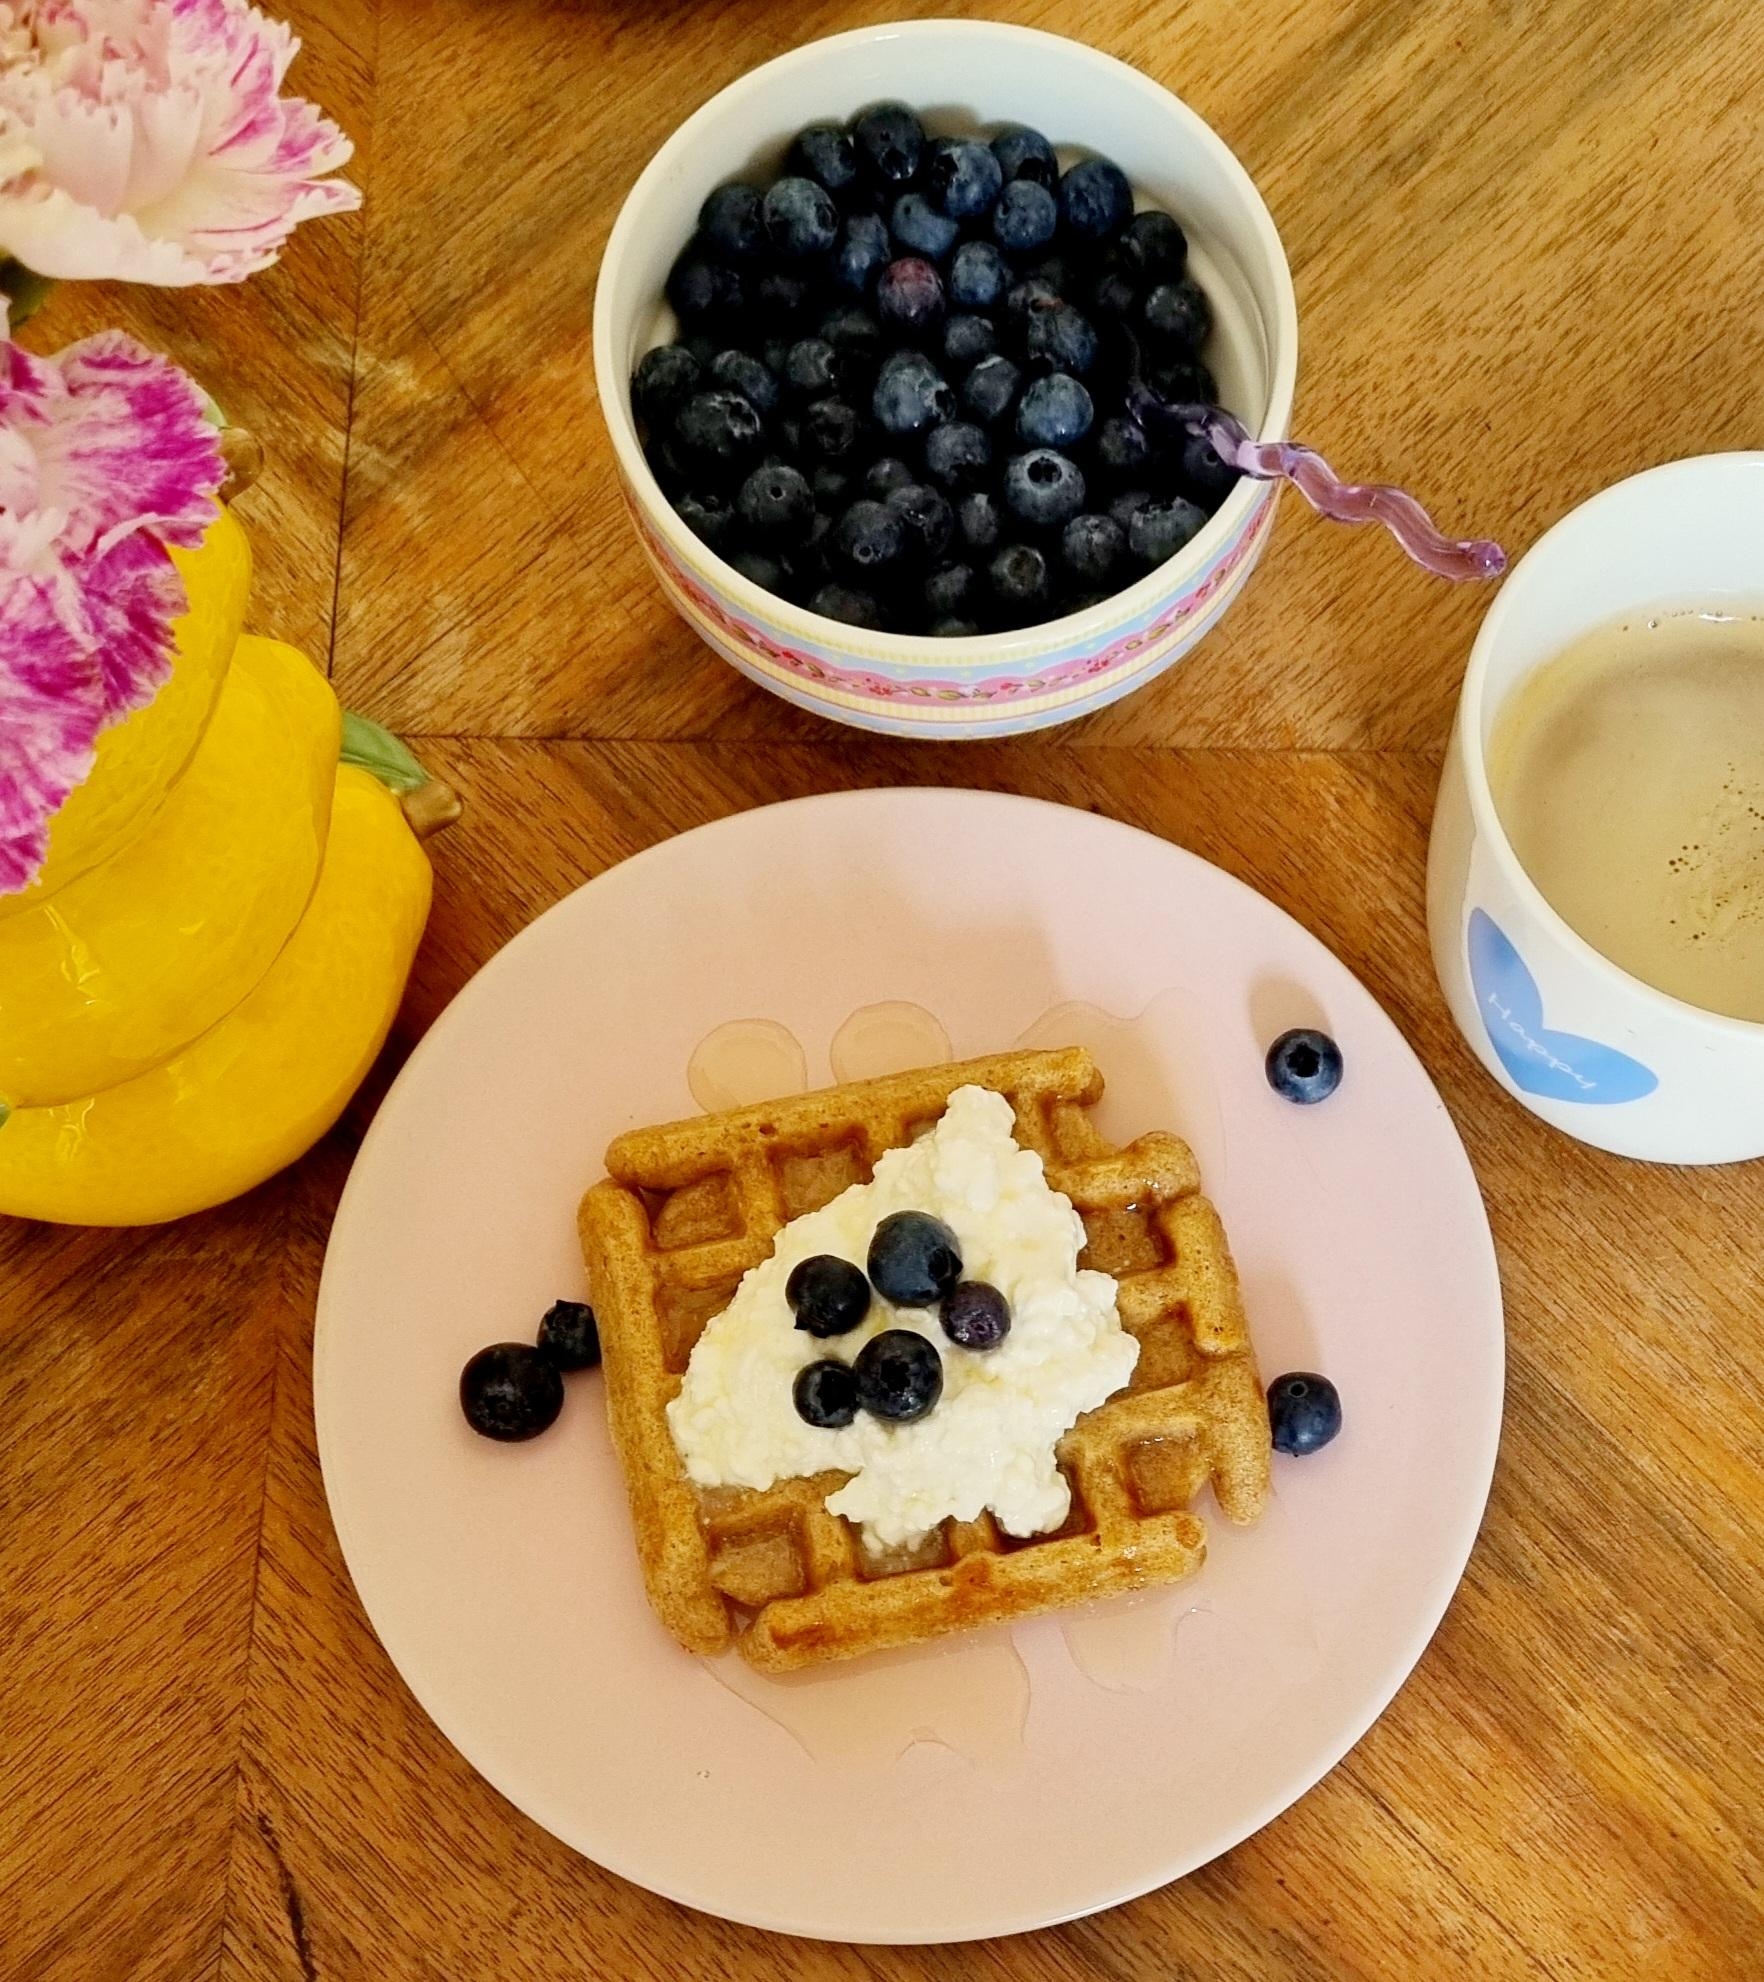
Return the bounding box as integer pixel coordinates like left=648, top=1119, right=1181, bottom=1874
left=593, top=19, right=1297, bottom=737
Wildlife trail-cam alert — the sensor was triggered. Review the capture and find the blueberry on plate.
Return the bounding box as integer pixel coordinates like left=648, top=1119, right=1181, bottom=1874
left=537, top=1299, right=601, bottom=1371
left=802, top=396, right=865, bottom=462
left=890, top=192, right=960, bottom=262
left=1024, top=304, right=1099, bottom=377
left=853, top=1329, right=945, bottom=1422
left=853, top=102, right=925, bottom=188
left=941, top=312, right=997, bottom=372
left=726, top=546, right=785, bottom=592
left=787, top=1254, right=872, bottom=1336
left=1004, top=448, right=1087, bottom=530
left=1142, top=276, right=1213, bottom=350
left=956, top=488, right=1003, bottom=553
left=991, top=179, right=1058, bottom=257
left=1004, top=276, right=1062, bottom=326
left=819, top=304, right=886, bottom=366
left=941, top=1280, right=1011, bottom=1350
left=811, top=581, right=887, bottom=629
left=923, top=419, right=992, bottom=491
left=885, top=481, right=955, bottom=564
left=763, top=175, right=840, bottom=259
left=832, top=498, right=905, bottom=578
left=1093, top=413, right=1151, bottom=480
left=865, top=454, right=917, bottom=499
left=736, top=461, right=816, bottom=543
left=788, top=122, right=860, bottom=198
left=991, top=124, right=1058, bottom=189
left=989, top=542, right=1051, bottom=622
left=673, top=390, right=766, bottom=478
left=959, top=353, right=1020, bottom=427
left=632, top=344, right=701, bottom=431
left=1061, top=511, right=1126, bottom=587
left=707, top=348, right=779, bottom=416
left=1058, top=157, right=1133, bottom=242
left=1267, top=1372, right=1342, bottom=1456
left=1121, top=209, right=1187, bottom=282
left=925, top=136, right=1004, bottom=219
left=1265, top=1028, right=1344, bottom=1104
left=1016, top=371, right=1094, bottom=448
left=784, top=337, right=840, bottom=402
left=1127, top=494, right=1207, bottom=567
left=949, top=240, right=1009, bottom=311
left=460, top=1343, right=564, bottom=1442
left=673, top=488, right=734, bottom=551
left=1181, top=429, right=1241, bottom=505
left=868, top=1209, right=963, bottom=1306
left=794, top=1358, right=860, bottom=1429
left=872, top=350, right=954, bottom=436
left=877, top=256, right=946, bottom=339
left=699, top=182, right=766, bottom=263
left=1109, top=487, right=1156, bottom=532
left=834, top=211, right=891, bottom=296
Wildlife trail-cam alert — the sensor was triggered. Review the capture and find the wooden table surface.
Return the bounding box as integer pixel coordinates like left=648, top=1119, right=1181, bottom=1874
left=6, top=1, right=1764, bottom=1975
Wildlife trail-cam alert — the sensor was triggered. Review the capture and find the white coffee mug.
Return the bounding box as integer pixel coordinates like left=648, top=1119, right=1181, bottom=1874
left=1428, top=451, right=1764, bottom=1163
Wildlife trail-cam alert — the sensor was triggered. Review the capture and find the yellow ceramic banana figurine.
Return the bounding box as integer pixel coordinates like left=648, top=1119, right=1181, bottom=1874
left=0, top=503, right=453, bottom=1226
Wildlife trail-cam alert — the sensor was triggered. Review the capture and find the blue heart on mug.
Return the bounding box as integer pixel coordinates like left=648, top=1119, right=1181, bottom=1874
left=1467, top=909, right=1658, bottom=1104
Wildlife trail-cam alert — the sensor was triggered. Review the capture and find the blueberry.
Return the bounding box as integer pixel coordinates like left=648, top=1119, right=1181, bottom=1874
left=1004, top=447, right=1087, bottom=529
left=925, top=136, right=1004, bottom=218
left=1024, top=303, right=1098, bottom=376
left=1149, top=356, right=1219, bottom=407
left=1058, top=157, right=1132, bottom=242
left=941, top=312, right=997, bottom=371
left=762, top=176, right=839, bottom=259
left=891, top=192, right=960, bottom=262
left=991, top=180, right=1058, bottom=257
left=865, top=455, right=917, bottom=499
left=1026, top=251, right=1078, bottom=296
left=867, top=1209, right=962, bottom=1306
left=759, top=334, right=792, bottom=376
left=872, top=350, right=954, bottom=436
left=1109, top=487, right=1155, bottom=532
left=1117, top=207, right=1181, bottom=278
left=1142, top=277, right=1212, bottom=350
left=832, top=498, right=905, bottom=578
left=755, top=271, right=812, bottom=333
left=673, top=487, right=735, bottom=550
left=1127, top=494, right=1207, bottom=567
left=957, top=488, right=1002, bottom=553
left=1003, top=276, right=1061, bottom=328
left=923, top=419, right=992, bottom=490
left=785, top=337, right=840, bottom=401
left=1087, top=264, right=1139, bottom=322
left=736, top=460, right=815, bottom=543
left=699, top=182, right=766, bottom=263
left=989, top=543, right=1052, bottom=623
left=949, top=240, right=1009, bottom=310
left=885, top=481, right=955, bottom=565
left=960, top=353, right=1020, bottom=425
left=853, top=102, right=924, bottom=189
left=930, top=616, right=980, bottom=638
left=1265, top=1028, right=1344, bottom=1104
left=1061, top=511, right=1126, bottom=587
left=853, top=1329, right=944, bottom=1422
left=666, top=248, right=741, bottom=326
left=1016, top=372, right=1094, bottom=448
left=1093, top=414, right=1151, bottom=480
left=811, top=582, right=886, bottom=629
left=673, top=389, right=765, bottom=478
left=681, top=330, right=721, bottom=368
left=632, top=344, right=700, bottom=431
left=537, top=1299, right=600, bottom=1371
left=786, top=1254, right=872, bottom=1337
left=726, top=546, right=784, bottom=592
left=923, top=560, right=977, bottom=620
left=834, top=211, right=891, bottom=295
left=819, top=304, right=886, bottom=370
left=460, top=1343, right=564, bottom=1442
left=708, top=348, right=780, bottom=416
left=991, top=124, right=1058, bottom=189
left=940, top=1280, right=1011, bottom=1351
left=877, top=256, right=946, bottom=339
left=788, top=122, right=860, bottom=198
left=803, top=396, right=864, bottom=462
left=794, top=1358, right=860, bottom=1429
left=1182, top=429, right=1241, bottom=505
left=1267, top=1372, right=1343, bottom=1456
left=810, top=465, right=852, bottom=510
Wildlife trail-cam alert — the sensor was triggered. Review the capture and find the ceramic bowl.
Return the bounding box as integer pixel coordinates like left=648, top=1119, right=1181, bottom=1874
left=592, top=20, right=1298, bottom=738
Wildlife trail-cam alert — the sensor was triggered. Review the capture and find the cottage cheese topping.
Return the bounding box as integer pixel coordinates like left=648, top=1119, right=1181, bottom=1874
left=667, top=1085, right=1138, bottom=1549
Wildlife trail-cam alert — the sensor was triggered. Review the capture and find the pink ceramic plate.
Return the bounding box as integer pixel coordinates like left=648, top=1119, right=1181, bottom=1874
left=314, top=790, right=1502, bottom=1944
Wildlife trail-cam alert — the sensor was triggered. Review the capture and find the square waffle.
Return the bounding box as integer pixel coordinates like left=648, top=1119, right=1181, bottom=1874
left=578, top=1047, right=1270, bottom=1672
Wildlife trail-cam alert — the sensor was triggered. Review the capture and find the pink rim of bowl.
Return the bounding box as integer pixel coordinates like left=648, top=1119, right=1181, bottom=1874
left=592, top=20, right=1299, bottom=736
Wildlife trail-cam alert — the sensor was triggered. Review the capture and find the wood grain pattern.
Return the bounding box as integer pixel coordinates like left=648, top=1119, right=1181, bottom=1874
left=4, top=0, right=1764, bottom=1975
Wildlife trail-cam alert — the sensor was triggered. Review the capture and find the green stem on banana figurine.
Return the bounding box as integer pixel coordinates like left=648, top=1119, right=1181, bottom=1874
left=340, top=713, right=462, bottom=839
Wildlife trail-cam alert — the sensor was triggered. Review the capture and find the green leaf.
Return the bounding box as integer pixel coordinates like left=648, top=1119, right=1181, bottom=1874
left=340, top=711, right=431, bottom=794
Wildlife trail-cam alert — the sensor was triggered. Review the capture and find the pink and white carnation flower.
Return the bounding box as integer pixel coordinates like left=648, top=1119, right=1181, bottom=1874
left=0, top=0, right=359, bottom=286
left=0, top=331, right=222, bottom=892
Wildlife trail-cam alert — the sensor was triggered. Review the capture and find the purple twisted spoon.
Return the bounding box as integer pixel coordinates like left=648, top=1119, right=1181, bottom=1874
left=1122, top=344, right=1505, bottom=582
